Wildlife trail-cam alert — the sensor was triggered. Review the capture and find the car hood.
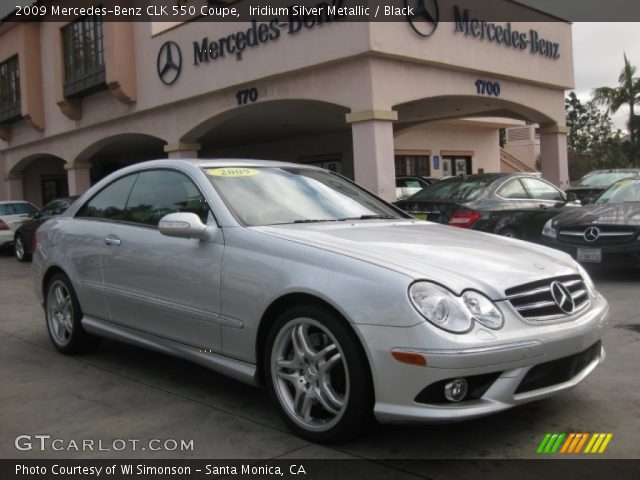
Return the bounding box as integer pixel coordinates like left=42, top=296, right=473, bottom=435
left=253, top=220, right=578, bottom=300
left=553, top=202, right=640, bottom=227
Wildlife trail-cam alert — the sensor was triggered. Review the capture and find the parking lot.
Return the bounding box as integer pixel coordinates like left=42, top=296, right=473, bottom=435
left=1, top=253, right=638, bottom=463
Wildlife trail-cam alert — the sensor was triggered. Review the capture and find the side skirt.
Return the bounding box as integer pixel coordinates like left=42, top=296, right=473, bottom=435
left=82, top=316, right=259, bottom=387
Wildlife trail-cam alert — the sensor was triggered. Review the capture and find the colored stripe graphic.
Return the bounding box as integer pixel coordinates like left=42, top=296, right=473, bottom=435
left=537, top=433, right=565, bottom=454
left=585, top=433, right=614, bottom=454
left=538, top=433, right=613, bottom=454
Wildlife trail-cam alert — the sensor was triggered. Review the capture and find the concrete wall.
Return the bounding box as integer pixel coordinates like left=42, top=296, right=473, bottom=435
left=394, top=123, right=501, bottom=176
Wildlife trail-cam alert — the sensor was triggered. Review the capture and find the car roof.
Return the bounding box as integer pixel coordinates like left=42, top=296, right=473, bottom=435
left=586, top=169, right=640, bottom=174
left=0, top=200, right=33, bottom=205
left=183, top=158, right=325, bottom=170
left=47, top=196, right=80, bottom=204
left=438, top=173, right=512, bottom=182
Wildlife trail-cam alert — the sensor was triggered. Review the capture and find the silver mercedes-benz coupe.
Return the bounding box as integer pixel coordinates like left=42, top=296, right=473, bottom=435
left=33, top=159, right=610, bottom=442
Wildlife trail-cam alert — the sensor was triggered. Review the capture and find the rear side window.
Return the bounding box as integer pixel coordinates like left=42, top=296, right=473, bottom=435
left=411, top=178, right=492, bottom=201
left=77, top=174, right=137, bottom=220
left=41, top=201, right=65, bottom=217
left=124, top=170, right=209, bottom=226
left=0, top=203, right=38, bottom=215
left=522, top=178, right=565, bottom=201
left=497, top=179, right=529, bottom=199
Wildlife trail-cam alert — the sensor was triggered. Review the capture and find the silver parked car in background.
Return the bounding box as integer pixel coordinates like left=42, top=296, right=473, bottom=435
left=33, top=159, right=610, bottom=442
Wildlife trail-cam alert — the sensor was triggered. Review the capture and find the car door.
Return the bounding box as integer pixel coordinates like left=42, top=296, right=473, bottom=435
left=99, top=168, right=224, bottom=351
left=520, top=177, right=567, bottom=239
left=72, top=174, right=139, bottom=321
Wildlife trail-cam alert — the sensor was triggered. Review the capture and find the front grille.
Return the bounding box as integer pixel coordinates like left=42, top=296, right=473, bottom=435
left=505, top=275, right=590, bottom=320
left=515, top=341, right=602, bottom=394
left=558, top=225, right=637, bottom=245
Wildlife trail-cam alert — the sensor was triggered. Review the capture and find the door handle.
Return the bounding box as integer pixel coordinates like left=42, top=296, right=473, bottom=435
left=105, top=235, right=121, bottom=246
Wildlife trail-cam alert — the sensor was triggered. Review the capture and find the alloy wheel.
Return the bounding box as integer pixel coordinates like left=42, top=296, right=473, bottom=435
left=271, top=318, right=349, bottom=432
left=14, top=236, right=24, bottom=261
left=47, top=280, right=74, bottom=346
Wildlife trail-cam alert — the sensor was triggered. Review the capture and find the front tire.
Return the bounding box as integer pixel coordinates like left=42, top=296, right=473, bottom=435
left=265, top=305, right=373, bottom=442
left=14, top=234, right=30, bottom=262
left=45, top=273, right=99, bottom=354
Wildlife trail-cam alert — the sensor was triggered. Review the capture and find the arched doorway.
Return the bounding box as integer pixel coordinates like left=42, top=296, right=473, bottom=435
left=75, top=133, right=167, bottom=185
left=181, top=100, right=352, bottom=176
left=9, top=154, right=67, bottom=207
left=391, top=95, right=562, bottom=185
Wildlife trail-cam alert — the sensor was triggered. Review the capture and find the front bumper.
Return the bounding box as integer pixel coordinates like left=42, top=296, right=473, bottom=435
left=355, top=294, right=610, bottom=423
left=542, top=237, right=640, bottom=266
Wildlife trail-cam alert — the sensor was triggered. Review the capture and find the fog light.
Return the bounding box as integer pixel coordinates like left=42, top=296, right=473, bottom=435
left=444, top=378, right=468, bottom=402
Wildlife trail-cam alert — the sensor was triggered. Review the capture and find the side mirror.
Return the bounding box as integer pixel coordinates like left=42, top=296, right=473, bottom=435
left=566, top=192, right=578, bottom=203
left=159, top=212, right=217, bottom=240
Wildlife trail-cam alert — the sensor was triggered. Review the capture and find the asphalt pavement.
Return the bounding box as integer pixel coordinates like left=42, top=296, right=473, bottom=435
left=1, top=253, right=638, bottom=467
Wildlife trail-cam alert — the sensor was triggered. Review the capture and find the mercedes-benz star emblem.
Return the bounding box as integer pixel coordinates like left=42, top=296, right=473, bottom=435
left=550, top=281, right=575, bottom=314
left=584, top=226, right=600, bottom=242
left=157, top=41, right=182, bottom=86
left=405, top=0, right=440, bottom=37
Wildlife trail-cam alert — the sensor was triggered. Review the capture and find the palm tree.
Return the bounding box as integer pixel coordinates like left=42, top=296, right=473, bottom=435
left=592, top=54, right=640, bottom=144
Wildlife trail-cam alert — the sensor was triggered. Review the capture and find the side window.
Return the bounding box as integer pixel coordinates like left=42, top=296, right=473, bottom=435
left=522, top=178, right=565, bottom=202
left=40, top=201, right=62, bottom=217
left=77, top=174, right=137, bottom=220
left=497, top=179, right=529, bottom=199
left=125, top=170, right=209, bottom=226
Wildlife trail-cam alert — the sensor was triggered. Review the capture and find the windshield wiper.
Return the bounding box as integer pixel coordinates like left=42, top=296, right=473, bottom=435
left=293, top=219, right=338, bottom=223
left=338, top=215, right=398, bottom=221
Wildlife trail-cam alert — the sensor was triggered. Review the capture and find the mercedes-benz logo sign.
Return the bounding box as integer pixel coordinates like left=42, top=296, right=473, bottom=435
left=157, top=41, right=182, bottom=86
left=405, top=0, right=440, bottom=37
left=583, top=226, right=600, bottom=242
left=550, top=281, right=575, bottom=314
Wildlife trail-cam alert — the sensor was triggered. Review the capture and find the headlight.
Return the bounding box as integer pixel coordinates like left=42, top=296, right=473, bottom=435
left=542, top=219, right=557, bottom=238
left=462, top=291, right=504, bottom=329
left=409, top=282, right=503, bottom=333
left=576, top=263, right=597, bottom=298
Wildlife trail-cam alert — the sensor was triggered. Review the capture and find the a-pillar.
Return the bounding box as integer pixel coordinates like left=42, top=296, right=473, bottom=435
left=4, top=175, right=24, bottom=200
left=65, top=163, right=92, bottom=195
left=163, top=142, right=201, bottom=159
left=346, top=110, right=397, bottom=202
left=539, top=125, right=570, bottom=189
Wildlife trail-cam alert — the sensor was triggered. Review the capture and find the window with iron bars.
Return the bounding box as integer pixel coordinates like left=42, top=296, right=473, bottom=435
left=62, top=14, right=106, bottom=98
left=395, top=155, right=430, bottom=177
left=0, top=56, right=21, bottom=123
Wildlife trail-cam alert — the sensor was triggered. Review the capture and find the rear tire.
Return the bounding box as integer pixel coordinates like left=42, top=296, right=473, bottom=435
left=14, top=234, right=30, bottom=262
left=45, top=273, right=100, bottom=354
left=264, top=305, right=374, bottom=443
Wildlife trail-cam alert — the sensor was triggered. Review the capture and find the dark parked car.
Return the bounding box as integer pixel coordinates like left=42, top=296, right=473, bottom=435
left=14, top=196, right=78, bottom=262
left=566, top=169, right=640, bottom=205
left=395, top=173, right=580, bottom=242
left=542, top=177, right=640, bottom=266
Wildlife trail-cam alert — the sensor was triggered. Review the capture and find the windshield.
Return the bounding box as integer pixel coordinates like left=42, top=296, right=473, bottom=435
left=204, top=167, right=402, bottom=226
left=0, top=202, right=38, bottom=216
left=408, top=177, right=494, bottom=201
left=575, top=171, right=636, bottom=188
left=595, top=179, right=640, bottom=204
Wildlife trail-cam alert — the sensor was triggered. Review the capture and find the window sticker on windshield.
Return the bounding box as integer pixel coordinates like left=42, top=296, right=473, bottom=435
left=206, top=168, right=259, bottom=177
